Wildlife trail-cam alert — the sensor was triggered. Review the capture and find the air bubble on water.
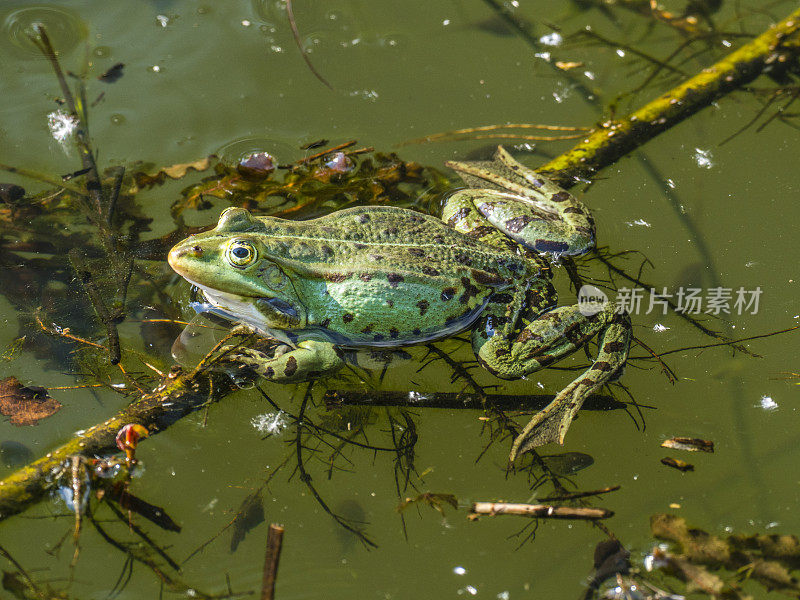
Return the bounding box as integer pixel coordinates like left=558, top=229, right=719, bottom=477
left=349, top=89, right=379, bottom=102
left=552, top=82, right=572, bottom=103
left=693, top=148, right=714, bottom=169
left=539, top=32, right=562, bottom=46
left=759, top=395, right=778, bottom=411
left=252, top=411, right=288, bottom=435
left=47, top=110, right=77, bottom=144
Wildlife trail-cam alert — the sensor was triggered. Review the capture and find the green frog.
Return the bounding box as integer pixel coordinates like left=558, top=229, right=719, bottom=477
left=168, top=146, right=631, bottom=459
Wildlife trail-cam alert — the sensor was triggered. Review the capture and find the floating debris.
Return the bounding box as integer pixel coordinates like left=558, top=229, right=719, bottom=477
left=759, top=395, right=778, bottom=410
left=47, top=110, right=77, bottom=143
left=470, top=501, right=613, bottom=520
left=251, top=411, right=288, bottom=435
left=661, top=437, right=714, bottom=453
left=539, top=32, right=562, bottom=46
left=660, top=457, right=694, bottom=472
left=693, top=148, right=714, bottom=169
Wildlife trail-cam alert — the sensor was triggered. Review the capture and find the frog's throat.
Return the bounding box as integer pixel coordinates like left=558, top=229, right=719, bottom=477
left=183, top=275, right=305, bottom=330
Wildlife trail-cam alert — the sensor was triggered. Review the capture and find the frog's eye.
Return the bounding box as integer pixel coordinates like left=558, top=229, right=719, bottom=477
left=226, top=240, right=257, bottom=268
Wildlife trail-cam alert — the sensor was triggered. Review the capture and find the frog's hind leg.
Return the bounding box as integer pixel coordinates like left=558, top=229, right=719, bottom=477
left=472, top=301, right=631, bottom=459
left=444, top=146, right=595, bottom=256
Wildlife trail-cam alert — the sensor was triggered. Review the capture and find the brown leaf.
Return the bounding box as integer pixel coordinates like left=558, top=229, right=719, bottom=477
left=133, top=156, right=217, bottom=189
left=0, top=376, right=62, bottom=425
left=662, top=437, right=715, bottom=453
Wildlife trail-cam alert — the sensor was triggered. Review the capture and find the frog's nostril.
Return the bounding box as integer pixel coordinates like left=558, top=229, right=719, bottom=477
left=191, top=245, right=203, bottom=256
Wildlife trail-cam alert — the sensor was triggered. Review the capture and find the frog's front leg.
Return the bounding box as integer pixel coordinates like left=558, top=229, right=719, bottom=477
left=472, top=297, right=631, bottom=459
left=223, top=339, right=345, bottom=383
left=444, top=146, right=594, bottom=256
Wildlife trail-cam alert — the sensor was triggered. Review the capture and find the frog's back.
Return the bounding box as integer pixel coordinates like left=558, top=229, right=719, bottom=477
left=255, top=206, right=524, bottom=275
left=253, top=207, right=530, bottom=347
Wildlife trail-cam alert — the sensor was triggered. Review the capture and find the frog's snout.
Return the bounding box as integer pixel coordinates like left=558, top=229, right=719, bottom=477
left=167, top=244, right=203, bottom=272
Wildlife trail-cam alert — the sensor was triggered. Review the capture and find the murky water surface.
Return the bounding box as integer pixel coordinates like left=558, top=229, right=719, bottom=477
left=1, top=1, right=799, bottom=598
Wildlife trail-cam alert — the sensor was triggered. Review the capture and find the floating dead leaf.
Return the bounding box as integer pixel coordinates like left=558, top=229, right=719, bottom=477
left=98, top=62, right=125, bottom=83
left=661, top=457, right=694, bottom=472
left=397, top=492, right=458, bottom=517
left=555, top=60, right=584, bottom=70
left=133, top=156, right=218, bottom=189
left=0, top=376, right=62, bottom=425
left=662, top=437, right=714, bottom=453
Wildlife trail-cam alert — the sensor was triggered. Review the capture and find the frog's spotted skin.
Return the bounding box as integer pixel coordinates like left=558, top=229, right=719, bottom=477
left=168, top=146, right=631, bottom=458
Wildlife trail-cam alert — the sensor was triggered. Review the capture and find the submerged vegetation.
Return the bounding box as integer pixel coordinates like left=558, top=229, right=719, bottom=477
left=0, top=2, right=799, bottom=598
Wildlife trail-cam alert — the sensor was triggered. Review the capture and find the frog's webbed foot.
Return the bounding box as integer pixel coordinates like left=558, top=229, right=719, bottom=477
left=444, top=146, right=595, bottom=256
left=472, top=300, right=631, bottom=462
left=507, top=309, right=631, bottom=462
left=221, top=339, right=344, bottom=383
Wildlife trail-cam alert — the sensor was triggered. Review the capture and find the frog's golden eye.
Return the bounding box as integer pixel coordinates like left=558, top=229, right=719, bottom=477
left=226, top=240, right=257, bottom=268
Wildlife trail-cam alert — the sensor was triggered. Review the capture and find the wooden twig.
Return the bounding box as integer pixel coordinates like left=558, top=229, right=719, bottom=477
left=260, top=524, right=285, bottom=600
left=470, top=502, right=613, bottom=520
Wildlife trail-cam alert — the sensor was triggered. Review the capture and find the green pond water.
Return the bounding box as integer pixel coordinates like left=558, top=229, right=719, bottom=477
left=1, top=1, right=799, bottom=598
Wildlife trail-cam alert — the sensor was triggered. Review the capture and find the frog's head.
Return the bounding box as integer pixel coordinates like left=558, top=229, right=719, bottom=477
left=168, top=208, right=306, bottom=330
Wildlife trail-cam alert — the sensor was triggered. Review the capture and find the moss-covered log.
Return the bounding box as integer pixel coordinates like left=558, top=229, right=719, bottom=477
left=0, top=366, right=236, bottom=521
left=1, top=7, right=800, bottom=524
left=539, top=8, right=800, bottom=186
